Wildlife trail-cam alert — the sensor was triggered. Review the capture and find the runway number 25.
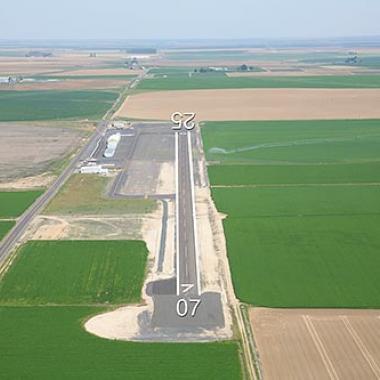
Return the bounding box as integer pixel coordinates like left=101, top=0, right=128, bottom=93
left=171, top=112, right=196, bottom=130
left=176, top=298, right=201, bottom=317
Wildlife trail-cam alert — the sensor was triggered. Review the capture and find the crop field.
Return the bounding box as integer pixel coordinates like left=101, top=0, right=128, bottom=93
left=0, top=240, right=148, bottom=305
left=0, top=238, right=242, bottom=379
left=203, top=119, right=380, bottom=163
left=162, top=49, right=352, bottom=63
left=148, top=66, right=197, bottom=75
left=213, top=188, right=380, bottom=307
left=0, top=221, right=15, bottom=240
left=138, top=73, right=380, bottom=90
left=45, top=174, right=155, bottom=215
left=204, top=120, right=380, bottom=307
left=0, top=307, right=242, bottom=380
left=0, top=123, right=86, bottom=182
left=0, top=190, right=43, bottom=218
left=0, top=90, right=118, bottom=121
left=208, top=162, right=380, bottom=186
left=250, top=308, right=380, bottom=380
left=119, top=89, right=380, bottom=121
left=45, top=75, right=137, bottom=80
left=302, top=54, right=380, bottom=68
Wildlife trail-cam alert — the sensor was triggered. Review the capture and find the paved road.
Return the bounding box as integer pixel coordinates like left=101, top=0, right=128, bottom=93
left=0, top=121, right=108, bottom=266
left=0, top=72, right=146, bottom=267
left=176, top=130, right=200, bottom=297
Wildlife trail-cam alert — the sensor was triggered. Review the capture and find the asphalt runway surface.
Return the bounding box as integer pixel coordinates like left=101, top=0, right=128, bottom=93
left=149, top=129, right=224, bottom=329
left=176, top=131, right=199, bottom=296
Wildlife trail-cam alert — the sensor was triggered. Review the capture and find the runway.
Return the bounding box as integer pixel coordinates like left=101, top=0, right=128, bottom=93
left=148, top=127, right=224, bottom=330
left=176, top=130, right=200, bottom=297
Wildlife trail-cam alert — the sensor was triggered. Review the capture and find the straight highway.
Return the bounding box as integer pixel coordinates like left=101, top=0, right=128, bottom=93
left=0, top=73, right=145, bottom=267
left=0, top=121, right=108, bottom=266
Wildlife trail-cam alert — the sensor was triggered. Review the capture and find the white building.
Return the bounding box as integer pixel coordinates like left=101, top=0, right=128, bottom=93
left=112, top=121, right=125, bottom=129
left=103, top=133, right=121, bottom=158
left=80, top=165, right=108, bottom=175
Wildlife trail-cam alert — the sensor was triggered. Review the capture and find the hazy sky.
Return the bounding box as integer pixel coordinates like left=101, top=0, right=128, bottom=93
left=1, top=0, right=379, bottom=40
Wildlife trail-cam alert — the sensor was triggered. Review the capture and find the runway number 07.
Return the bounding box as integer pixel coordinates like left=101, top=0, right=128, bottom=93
left=176, top=298, right=201, bottom=317
left=171, top=112, right=196, bottom=130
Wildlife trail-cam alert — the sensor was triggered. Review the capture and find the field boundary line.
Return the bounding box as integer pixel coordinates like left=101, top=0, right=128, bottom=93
left=211, top=182, right=380, bottom=188
left=240, top=305, right=263, bottom=380
left=340, top=316, right=380, bottom=378
left=303, top=315, right=340, bottom=380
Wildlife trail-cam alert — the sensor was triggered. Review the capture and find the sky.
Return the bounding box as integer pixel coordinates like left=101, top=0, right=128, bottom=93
left=1, top=0, right=379, bottom=40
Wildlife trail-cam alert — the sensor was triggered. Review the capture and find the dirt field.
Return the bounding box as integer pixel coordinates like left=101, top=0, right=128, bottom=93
left=250, top=308, right=380, bottom=380
left=0, top=123, right=86, bottom=182
left=115, top=88, right=380, bottom=121
left=0, top=51, right=134, bottom=76
left=28, top=215, right=143, bottom=240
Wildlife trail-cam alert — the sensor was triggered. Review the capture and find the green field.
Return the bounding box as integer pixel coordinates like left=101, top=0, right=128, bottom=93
left=46, top=174, right=155, bottom=215
left=0, top=307, right=241, bottom=380
left=0, top=90, right=118, bottom=121
left=222, top=212, right=380, bottom=307
left=0, top=190, right=43, bottom=218
left=212, top=185, right=380, bottom=218
left=302, top=55, right=380, bottom=68
left=139, top=73, right=380, bottom=90
left=0, top=240, right=147, bottom=305
left=0, top=221, right=15, bottom=240
left=202, top=119, right=380, bottom=163
left=163, top=50, right=348, bottom=62
left=205, top=120, right=380, bottom=307
left=148, top=66, right=197, bottom=74
left=208, top=162, right=380, bottom=186
left=0, top=238, right=243, bottom=379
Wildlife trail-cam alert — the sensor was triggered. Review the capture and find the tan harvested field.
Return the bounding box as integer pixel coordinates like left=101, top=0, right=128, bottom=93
left=0, top=78, right=129, bottom=91
left=250, top=308, right=380, bottom=380
left=0, top=51, right=135, bottom=76
left=51, top=68, right=143, bottom=76
left=0, top=123, right=86, bottom=182
left=115, top=88, right=380, bottom=121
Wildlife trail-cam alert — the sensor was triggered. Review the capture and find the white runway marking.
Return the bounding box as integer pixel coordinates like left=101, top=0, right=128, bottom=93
left=175, top=131, right=180, bottom=296
left=187, top=131, right=201, bottom=296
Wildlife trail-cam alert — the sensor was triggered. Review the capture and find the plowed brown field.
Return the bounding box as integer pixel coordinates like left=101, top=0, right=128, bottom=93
left=250, top=308, right=380, bottom=380
left=115, top=89, right=380, bottom=121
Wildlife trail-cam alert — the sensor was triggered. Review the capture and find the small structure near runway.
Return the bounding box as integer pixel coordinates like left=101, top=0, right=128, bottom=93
left=79, top=164, right=108, bottom=175
left=104, top=133, right=121, bottom=158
